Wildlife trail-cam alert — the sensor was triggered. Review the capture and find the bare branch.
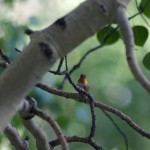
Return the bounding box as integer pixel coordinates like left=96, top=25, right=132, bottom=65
left=19, top=99, right=51, bottom=150
left=4, top=124, right=29, bottom=150
left=33, top=107, right=69, bottom=150
left=36, top=83, right=150, bottom=139
left=49, top=55, right=97, bottom=140
left=116, top=5, right=150, bottom=93
left=66, top=73, right=96, bottom=139
left=49, top=136, right=103, bottom=150
left=19, top=98, right=68, bottom=150
left=63, top=55, right=96, bottom=139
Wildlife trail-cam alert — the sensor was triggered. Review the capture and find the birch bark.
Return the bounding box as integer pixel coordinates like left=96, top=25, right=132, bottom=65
left=0, top=0, right=132, bottom=131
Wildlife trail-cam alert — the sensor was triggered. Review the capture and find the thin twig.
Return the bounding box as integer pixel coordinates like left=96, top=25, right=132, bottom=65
left=49, top=55, right=97, bottom=139
left=64, top=56, right=96, bottom=139
left=36, top=83, right=150, bottom=139
left=33, top=107, right=69, bottom=150
left=49, top=136, right=103, bottom=150
left=66, top=73, right=96, bottom=139
left=101, top=110, right=128, bottom=150
left=49, top=56, right=97, bottom=140
left=64, top=52, right=128, bottom=149
left=57, top=57, right=65, bottom=72
left=49, top=57, right=67, bottom=75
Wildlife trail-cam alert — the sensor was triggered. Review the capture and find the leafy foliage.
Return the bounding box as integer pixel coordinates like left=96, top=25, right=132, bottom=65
left=139, top=0, right=150, bottom=18
left=132, top=25, right=148, bottom=46
left=143, top=52, right=150, bottom=70
left=97, top=26, right=120, bottom=45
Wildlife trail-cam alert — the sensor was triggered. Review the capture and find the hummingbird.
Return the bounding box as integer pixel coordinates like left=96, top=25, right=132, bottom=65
left=77, top=74, right=89, bottom=92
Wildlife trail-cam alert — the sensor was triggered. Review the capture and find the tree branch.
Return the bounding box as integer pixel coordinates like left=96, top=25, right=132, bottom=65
left=36, top=83, right=150, bottom=139
left=4, top=124, right=29, bottom=150
left=116, top=5, right=150, bottom=93
left=49, top=136, right=103, bottom=150
left=19, top=99, right=51, bottom=150
left=33, top=107, right=69, bottom=150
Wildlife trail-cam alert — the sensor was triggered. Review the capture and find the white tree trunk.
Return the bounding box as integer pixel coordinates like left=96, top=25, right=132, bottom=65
left=0, top=0, right=131, bottom=131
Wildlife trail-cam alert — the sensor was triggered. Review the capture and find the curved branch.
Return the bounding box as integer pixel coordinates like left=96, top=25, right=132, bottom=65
left=19, top=99, right=68, bottom=150
left=4, top=124, right=29, bottom=150
left=116, top=6, right=150, bottom=93
left=49, top=136, right=103, bottom=150
left=36, top=83, right=150, bottom=139
left=66, top=73, right=96, bottom=139
left=34, top=107, right=69, bottom=150
left=21, top=119, right=50, bottom=150
left=19, top=99, right=51, bottom=150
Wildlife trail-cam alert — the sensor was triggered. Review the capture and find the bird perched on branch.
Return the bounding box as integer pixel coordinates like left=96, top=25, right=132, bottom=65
left=77, top=74, right=89, bottom=92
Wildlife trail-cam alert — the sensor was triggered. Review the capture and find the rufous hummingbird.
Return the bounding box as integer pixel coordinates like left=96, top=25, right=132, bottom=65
left=77, top=74, right=89, bottom=92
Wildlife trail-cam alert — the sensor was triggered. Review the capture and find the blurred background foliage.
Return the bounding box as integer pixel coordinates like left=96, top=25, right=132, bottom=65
left=0, top=0, right=150, bottom=150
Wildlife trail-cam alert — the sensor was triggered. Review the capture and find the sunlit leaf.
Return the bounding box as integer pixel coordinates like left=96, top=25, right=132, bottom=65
left=133, top=26, right=148, bottom=46
left=139, top=0, right=150, bottom=18
left=143, top=52, right=150, bottom=70
left=97, top=26, right=119, bottom=45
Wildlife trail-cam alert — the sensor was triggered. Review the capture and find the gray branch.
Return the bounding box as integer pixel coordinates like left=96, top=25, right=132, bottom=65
left=19, top=99, right=51, bottom=150
left=4, top=124, right=29, bottom=150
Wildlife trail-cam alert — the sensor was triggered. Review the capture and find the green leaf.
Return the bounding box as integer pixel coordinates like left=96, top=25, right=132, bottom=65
left=139, top=0, right=150, bottom=18
left=97, top=26, right=119, bottom=45
left=133, top=26, right=148, bottom=46
left=143, top=52, right=150, bottom=70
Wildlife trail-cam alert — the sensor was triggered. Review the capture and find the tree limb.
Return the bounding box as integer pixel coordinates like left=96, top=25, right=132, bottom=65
left=36, top=83, right=150, bottom=139
left=116, top=4, right=150, bottom=93
left=4, top=124, right=29, bottom=150
left=34, top=107, right=69, bottom=150
left=19, top=99, right=51, bottom=150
